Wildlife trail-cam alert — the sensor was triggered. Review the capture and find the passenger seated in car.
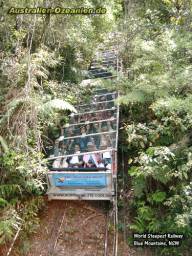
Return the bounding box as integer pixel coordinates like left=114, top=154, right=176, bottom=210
left=101, top=121, right=114, bottom=132
left=54, top=139, right=67, bottom=156
left=80, top=126, right=87, bottom=136
left=70, top=127, right=78, bottom=137
left=87, top=113, right=96, bottom=122
left=103, top=110, right=111, bottom=120
left=101, top=122, right=107, bottom=129
left=89, top=122, right=101, bottom=148
left=100, top=131, right=112, bottom=149
left=67, top=139, right=76, bottom=154
left=98, top=95, right=106, bottom=102
left=52, top=157, right=69, bottom=168
left=68, top=144, right=83, bottom=168
left=90, top=135, right=100, bottom=149
left=54, top=139, right=60, bottom=156
left=92, top=122, right=101, bottom=134
left=52, top=158, right=60, bottom=168
left=100, top=143, right=112, bottom=169
left=76, top=127, right=88, bottom=151
left=79, top=114, right=87, bottom=123
left=97, top=156, right=105, bottom=168
left=100, top=125, right=108, bottom=136
left=106, top=93, right=116, bottom=101
left=59, top=141, right=68, bottom=155
left=85, top=123, right=91, bottom=134
left=97, top=101, right=107, bottom=110
left=100, top=143, right=111, bottom=163
left=87, top=121, right=95, bottom=134
left=69, top=115, right=76, bottom=124
left=95, top=111, right=103, bottom=120
left=65, top=127, right=74, bottom=138
left=107, top=121, right=115, bottom=131
left=107, top=111, right=116, bottom=120
left=83, top=142, right=101, bottom=168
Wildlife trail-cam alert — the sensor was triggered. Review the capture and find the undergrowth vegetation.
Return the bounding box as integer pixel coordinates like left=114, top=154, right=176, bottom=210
left=0, top=0, right=120, bottom=248
left=1, top=0, right=192, bottom=255
left=113, top=1, right=192, bottom=255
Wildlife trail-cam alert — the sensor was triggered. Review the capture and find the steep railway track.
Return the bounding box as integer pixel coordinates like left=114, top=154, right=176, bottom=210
left=8, top=44, right=122, bottom=256
left=44, top=46, right=119, bottom=256
left=11, top=200, right=118, bottom=256
left=45, top=200, right=118, bottom=256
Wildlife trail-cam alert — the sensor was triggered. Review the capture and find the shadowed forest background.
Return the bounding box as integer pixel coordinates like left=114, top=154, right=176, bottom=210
left=0, top=0, right=192, bottom=255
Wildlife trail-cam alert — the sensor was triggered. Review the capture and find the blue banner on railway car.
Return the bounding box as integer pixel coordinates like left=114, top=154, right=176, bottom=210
left=53, top=173, right=106, bottom=187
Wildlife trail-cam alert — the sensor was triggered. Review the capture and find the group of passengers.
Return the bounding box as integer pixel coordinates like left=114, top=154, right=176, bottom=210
left=52, top=141, right=112, bottom=170
left=54, top=130, right=115, bottom=157
left=70, top=110, right=116, bottom=124
left=77, top=100, right=115, bottom=112
left=61, top=120, right=116, bottom=138
left=77, top=92, right=117, bottom=107
left=49, top=92, right=118, bottom=171
left=94, top=93, right=117, bottom=102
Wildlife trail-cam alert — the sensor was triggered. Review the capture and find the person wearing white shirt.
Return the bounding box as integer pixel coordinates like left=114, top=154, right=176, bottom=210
left=68, top=144, right=83, bottom=168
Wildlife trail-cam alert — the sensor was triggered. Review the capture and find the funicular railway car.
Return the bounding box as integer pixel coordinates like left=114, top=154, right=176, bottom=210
left=47, top=48, right=119, bottom=201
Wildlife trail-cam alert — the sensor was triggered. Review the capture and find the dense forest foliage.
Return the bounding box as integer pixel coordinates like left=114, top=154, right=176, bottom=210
left=0, top=0, right=120, bottom=247
left=114, top=1, right=192, bottom=255
left=0, top=0, right=192, bottom=255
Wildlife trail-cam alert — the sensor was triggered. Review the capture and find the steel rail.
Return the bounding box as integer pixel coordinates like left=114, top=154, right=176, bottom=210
left=6, top=226, right=22, bottom=256
left=47, top=206, right=66, bottom=256
left=104, top=211, right=109, bottom=256
left=110, top=181, right=118, bottom=256
left=115, top=179, right=118, bottom=256
left=93, top=45, right=119, bottom=256
left=101, top=48, right=118, bottom=256
left=115, top=51, right=119, bottom=256
left=51, top=211, right=66, bottom=255
left=115, top=93, right=120, bottom=150
left=49, top=202, right=110, bottom=256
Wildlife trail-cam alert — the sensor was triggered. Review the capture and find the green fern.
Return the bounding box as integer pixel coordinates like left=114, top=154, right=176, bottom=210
left=42, top=99, right=77, bottom=113
left=0, top=198, right=8, bottom=207
left=0, top=184, right=21, bottom=199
